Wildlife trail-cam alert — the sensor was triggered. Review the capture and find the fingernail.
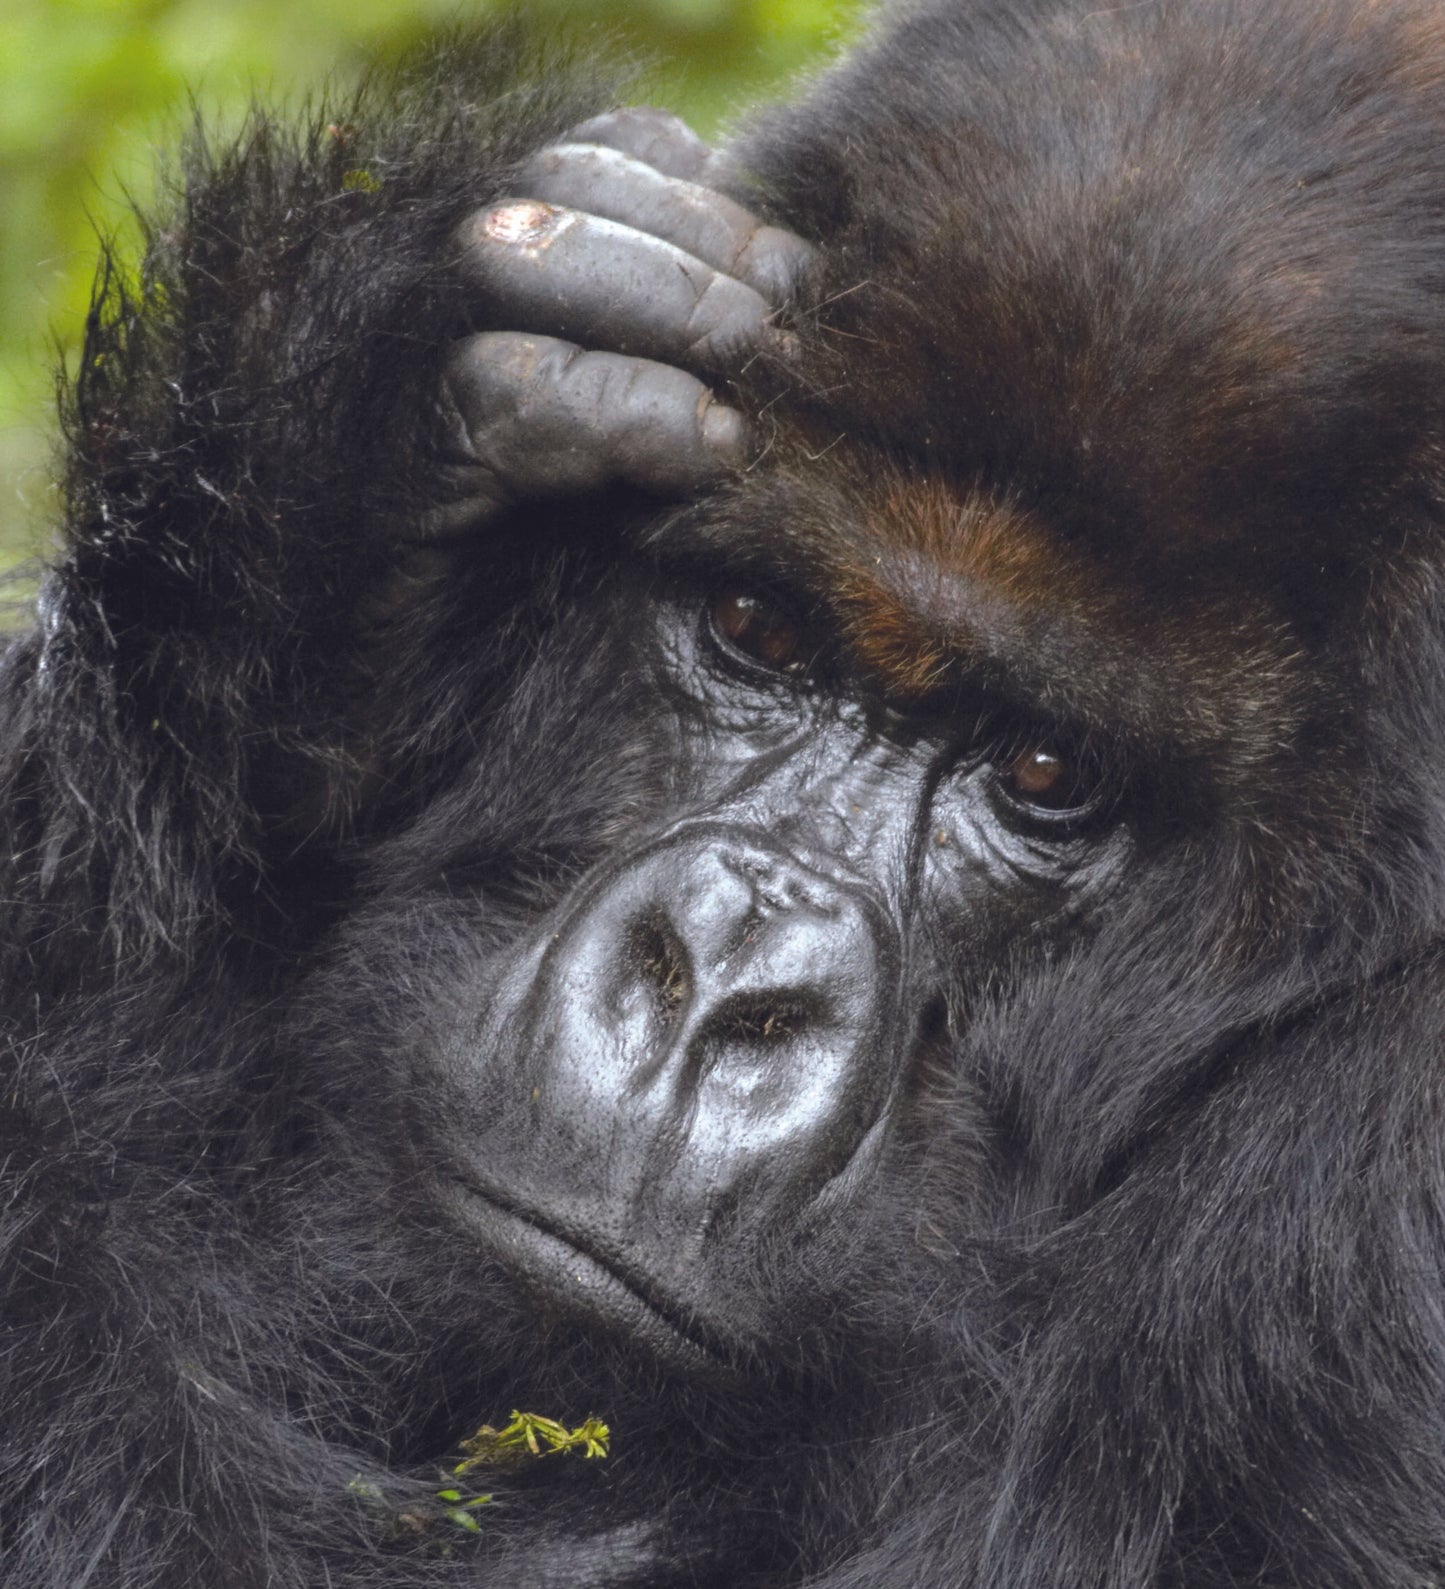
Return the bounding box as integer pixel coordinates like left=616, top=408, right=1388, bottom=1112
left=700, top=400, right=751, bottom=468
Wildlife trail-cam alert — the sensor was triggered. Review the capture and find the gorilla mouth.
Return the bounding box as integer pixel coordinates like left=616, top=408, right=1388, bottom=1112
left=448, top=1180, right=730, bottom=1372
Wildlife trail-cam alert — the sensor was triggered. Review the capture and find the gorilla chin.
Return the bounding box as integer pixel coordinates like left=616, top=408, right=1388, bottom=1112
left=5, top=2, right=1445, bottom=1587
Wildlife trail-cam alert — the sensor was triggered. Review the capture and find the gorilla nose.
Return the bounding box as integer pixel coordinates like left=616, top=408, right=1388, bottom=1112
left=625, top=839, right=874, bottom=1076
left=522, top=825, right=902, bottom=1204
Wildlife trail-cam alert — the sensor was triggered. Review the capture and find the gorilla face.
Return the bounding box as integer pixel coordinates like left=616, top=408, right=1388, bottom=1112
left=341, top=496, right=1134, bottom=1370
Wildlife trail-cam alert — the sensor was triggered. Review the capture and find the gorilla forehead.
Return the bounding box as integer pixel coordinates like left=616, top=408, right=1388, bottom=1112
left=658, top=458, right=1307, bottom=760
left=741, top=0, right=1445, bottom=596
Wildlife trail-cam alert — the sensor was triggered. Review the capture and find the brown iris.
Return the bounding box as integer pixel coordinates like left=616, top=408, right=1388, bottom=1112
left=711, top=590, right=807, bottom=674
left=998, top=745, right=1091, bottom=812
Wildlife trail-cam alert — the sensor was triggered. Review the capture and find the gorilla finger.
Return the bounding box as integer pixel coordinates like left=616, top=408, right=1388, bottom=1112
left=457, top=203, right=780, bottom=375
left=514, top=143, right=816, bottom=304
left=562, top=107, right=720, bottom=184
left=445, top=331, right=751, bottom=510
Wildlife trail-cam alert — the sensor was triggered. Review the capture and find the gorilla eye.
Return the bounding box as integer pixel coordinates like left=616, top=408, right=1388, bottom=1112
left=710, top=589, right=808, bottom=675
left=994, top=743, right=1100, bottom=816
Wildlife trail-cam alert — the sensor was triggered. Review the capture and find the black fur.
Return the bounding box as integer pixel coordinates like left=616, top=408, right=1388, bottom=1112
left=5, top=3, right=1445, bottom=1586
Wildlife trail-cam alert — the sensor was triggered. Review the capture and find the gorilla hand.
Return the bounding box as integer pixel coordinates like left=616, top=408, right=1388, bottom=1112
left=431, top=108, right=813, bottom=535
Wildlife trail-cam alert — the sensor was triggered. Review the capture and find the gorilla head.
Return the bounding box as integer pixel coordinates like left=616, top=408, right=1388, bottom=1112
left=5, top=2, right=1445, bottom=1586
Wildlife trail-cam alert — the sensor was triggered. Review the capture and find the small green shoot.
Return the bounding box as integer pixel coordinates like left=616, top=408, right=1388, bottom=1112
left=348, top=1409, right=608, bottom=1549
left=453, top=1409, right=611, bottom=1475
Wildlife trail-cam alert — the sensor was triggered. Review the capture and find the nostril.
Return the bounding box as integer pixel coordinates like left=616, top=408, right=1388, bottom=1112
left=708, top=990, right=824, bottom=1049
left=628, top=913, right=692, bottom=1022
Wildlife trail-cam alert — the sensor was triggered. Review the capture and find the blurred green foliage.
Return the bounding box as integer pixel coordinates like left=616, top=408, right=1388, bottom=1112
left=0, top=0, right=857, bottom=574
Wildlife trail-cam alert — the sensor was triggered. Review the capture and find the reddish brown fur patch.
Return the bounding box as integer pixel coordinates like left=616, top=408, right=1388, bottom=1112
left=806, top=462, right=1304, bottom=768
left=832, top=474, right=1091, bottom=697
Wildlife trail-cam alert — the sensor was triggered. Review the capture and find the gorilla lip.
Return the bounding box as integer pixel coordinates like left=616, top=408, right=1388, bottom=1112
left=444, top=1177, right=730, bottom=1370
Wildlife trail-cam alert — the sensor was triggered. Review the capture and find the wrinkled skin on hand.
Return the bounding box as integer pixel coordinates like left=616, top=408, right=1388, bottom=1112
left=434, top=108, right=814, bottom=536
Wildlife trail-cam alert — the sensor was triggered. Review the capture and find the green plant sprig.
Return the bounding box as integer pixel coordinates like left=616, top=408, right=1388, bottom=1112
left=349, top=1409, right=610, bottom=1544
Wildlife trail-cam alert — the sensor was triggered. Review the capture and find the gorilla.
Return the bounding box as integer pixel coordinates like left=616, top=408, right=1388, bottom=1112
left=4, top=0, right=1445, bottom=1584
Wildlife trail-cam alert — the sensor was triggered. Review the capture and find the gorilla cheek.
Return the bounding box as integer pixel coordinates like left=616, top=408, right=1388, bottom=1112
left=435, top=822, right=903, bottom=1355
